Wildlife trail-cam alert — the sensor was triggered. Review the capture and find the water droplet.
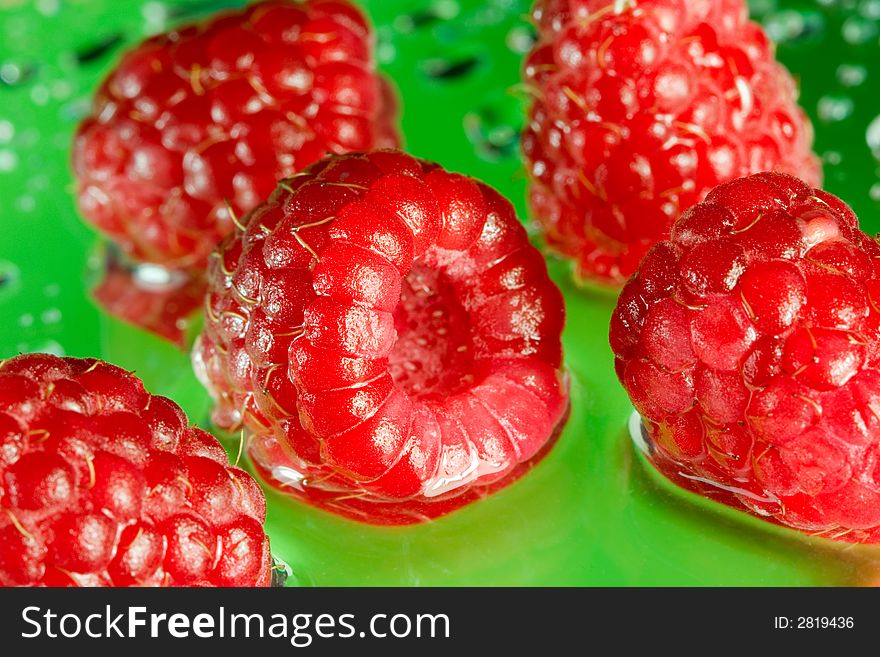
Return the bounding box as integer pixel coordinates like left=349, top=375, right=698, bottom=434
left=43, top=284, right=60, bottom=298
left=30, top=85, right=50, bottom=106
left=375, top=39, right=395, bottom=65
left=0, top=120, right=13, bottom=143
left=29, top=340, right=65, bottom=357
left=860, top=0, right=880, bottom=19
left=20, top=128, right=38, bottom=147
left=60, top=98, right=90, bottom=122
left=823, top=150, right=843, bottom=166
left=41, top=308, right=62, bottom=325
left=36, top=0, right=60, bottom=16
left=432, top=0, right=460, bottom=20
left=15, top=195, right=35, bottom=212
left=0, top=149, right=18, bottom=173
left=748, top=0, right=778, bottom=17
left=392, top=14, right=417, bottom=32
left=837, top=63, right=868, bottom=87
left=817, top=95, right=854, bottom=122
left=18, top=314, right=34, bottom=328
left=506, top=26, right=536, bottom=54
left=50, top=80, right=72, bottom=100
left=27, top=174, right=49, bottom=192
left=133, top=263, right=185, bottom=289
left=763, top=10, right=823, bottom=43
left=0, top=63, right=21, bottom=85
left=842, top=16, right=878, bottom=44
left=142, top=1, right=169, bottom=31
left=870, top=183, right=880, bottom=201
left=867, top=115, right=880, bottom=154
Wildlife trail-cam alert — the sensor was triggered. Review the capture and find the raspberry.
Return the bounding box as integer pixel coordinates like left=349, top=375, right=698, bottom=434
left=523, top=0, right=821, bottom=287
left=74, top=0, right=398, bottom=273
left=73, top=1, right=398, bottom=344
left=0, top=353, right=272, bottom=586
left=610, top=172, right=880, bottom=542
left=193, top=150, right=569, bottom=525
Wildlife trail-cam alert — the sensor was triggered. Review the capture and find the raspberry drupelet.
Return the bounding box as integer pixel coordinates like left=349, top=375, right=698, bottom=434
left=0, top=353, right=271, bottom=586
left=193, top=150, right=569, bottom=525
left=523, top=0, right=820, bottom=287
left=72, top=0, right=399, bottom=343
left=611, top=172, right=880, bottom=543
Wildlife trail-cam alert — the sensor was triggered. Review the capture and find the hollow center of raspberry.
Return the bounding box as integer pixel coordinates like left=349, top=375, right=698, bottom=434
left=388, top=262, right=474, bottom=399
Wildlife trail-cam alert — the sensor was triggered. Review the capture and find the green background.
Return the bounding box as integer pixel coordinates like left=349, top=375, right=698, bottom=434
left=1, top=0, right=880, bottom=585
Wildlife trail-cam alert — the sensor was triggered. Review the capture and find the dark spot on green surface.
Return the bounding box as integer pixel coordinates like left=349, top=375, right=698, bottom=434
left=421, top=55, right=481, bottom=79
left=75, top=34, right=124, bottom=64
left=405, top=9, right=445, bottom=29
left=0, top=261, right=20, bottom=300
left=465, top=99, right=524, bottom=162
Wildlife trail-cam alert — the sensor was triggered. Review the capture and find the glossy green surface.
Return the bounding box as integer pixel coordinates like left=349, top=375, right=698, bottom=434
left=1, top=0, right=879, bottom=585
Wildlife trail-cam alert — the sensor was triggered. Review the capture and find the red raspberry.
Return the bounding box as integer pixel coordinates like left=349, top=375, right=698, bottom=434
left=0, top=353, right=271, bottom=586
left=73, top=0, right=398, bottom=274
left=73, top=0, right=398, bottom=344
left=611, top=172, right=880, bottom=543
left=193, top=150, right=569, bottom=525
left=523, top=0, right=821, bottom=287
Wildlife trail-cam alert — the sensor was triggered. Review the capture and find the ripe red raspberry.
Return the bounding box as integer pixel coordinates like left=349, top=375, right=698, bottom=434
left=0, top=353, right=271, bottom=586
left=73, top=0, right=398, bottom=274
left=523, top=0, right=821, bottom=287
left=193, top=150, right=569, bottom=525
left=611, top=172, right=880, bottom=543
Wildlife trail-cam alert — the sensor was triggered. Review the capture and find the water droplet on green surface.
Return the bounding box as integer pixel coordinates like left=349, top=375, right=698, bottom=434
left=50, top=79, right=72, bottom=101
left=24, top=339, right=65, bottom=356
left=15, top=195, right=35, bottom=212
left=19, top=128, right=39, bottom=147
left=823, top=150, right=843, bottom=165
left=0, top=120, right=14, bottom=143
left=837, top=63, right=868, bottom=87
left=867, top=115, right=880, bottom=154
left=842, top=15, right=879, bottom=43
left=506, top=25, right=536, bottom=54
left=817, top=95, right=854, bottom=122
left=0, top=149, right=18, bottom=172
left=859, top=0, right=880, bottom=19
left=748, top=0, right=778, bottom=17
left=27, top=174, right=49, bottom=192
left=40, top=308, right=62, bottom=325
left=36, top=0, right=60, bottom=17
left=375, top=38, right=395, bottom=65
left=0, top=63, right=23, bottom=85
left=30, top=85, right=50, bottom=106
left=142, top=1, right=169, bottom=30
left=432, top=0, right=460, bottom=20
left=763, top=10, right=823, bottom=43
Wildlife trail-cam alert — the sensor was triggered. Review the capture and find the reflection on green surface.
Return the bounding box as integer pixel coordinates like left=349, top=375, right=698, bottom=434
left=1, top=0, right=879, bottom=585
